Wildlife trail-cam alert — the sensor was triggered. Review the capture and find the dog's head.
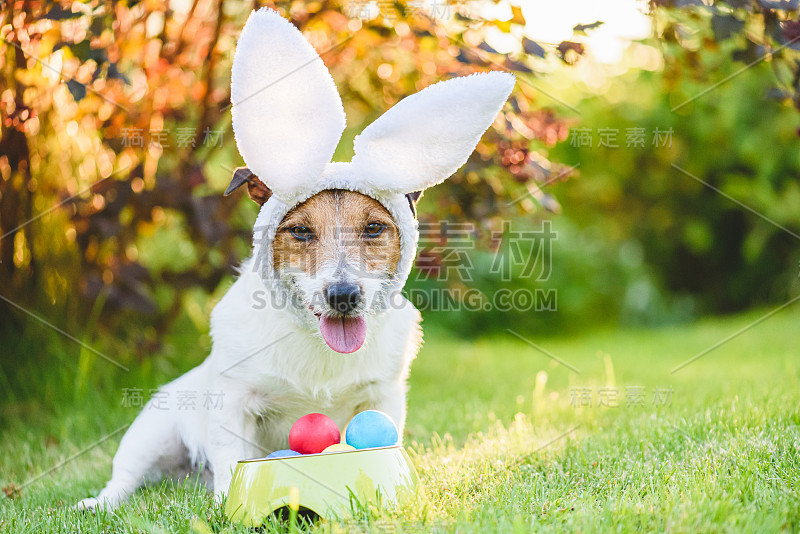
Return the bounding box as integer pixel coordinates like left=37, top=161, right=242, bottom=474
left=226, top=8, right=514, bottom=353
left=227, top=174, right=417, bottom=353
left=226, top=165, right=421, bottom=352
left=272, top=189, right=401, bottom=353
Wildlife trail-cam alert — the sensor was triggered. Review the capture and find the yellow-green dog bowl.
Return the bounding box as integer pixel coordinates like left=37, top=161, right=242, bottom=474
left=225, top=445, right=419, bottom=525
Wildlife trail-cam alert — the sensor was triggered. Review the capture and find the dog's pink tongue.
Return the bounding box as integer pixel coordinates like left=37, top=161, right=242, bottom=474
left=319, top=316, right=367, bottom=354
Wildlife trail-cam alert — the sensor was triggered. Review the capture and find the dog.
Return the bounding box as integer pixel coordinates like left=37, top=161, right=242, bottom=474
left=75, top=8, right=513, bottom=511
left=76, top=184, right=422, bottom=511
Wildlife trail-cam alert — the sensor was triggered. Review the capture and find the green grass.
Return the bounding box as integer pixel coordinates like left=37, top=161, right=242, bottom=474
left=2, top=306, right=799, bottom=533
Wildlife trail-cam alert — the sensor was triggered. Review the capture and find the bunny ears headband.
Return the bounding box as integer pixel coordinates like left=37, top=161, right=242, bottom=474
left=227, top=8, right=514, bottom=289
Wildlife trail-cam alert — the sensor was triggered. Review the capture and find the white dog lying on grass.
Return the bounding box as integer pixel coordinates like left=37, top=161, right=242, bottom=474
left=76, top=8, right=513, bottom=510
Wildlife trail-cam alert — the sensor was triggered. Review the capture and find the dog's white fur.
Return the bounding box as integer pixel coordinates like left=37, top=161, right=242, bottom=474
left=75, top=7, right=513, bottom=511
left=76, top=257, right=421, bottom=510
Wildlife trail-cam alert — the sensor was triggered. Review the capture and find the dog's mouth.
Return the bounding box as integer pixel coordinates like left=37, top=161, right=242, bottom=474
left=312, top=310, right=367, bottom=354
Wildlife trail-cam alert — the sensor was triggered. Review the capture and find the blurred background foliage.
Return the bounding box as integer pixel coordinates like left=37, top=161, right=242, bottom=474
left=1, top=0, right=800, bottom=405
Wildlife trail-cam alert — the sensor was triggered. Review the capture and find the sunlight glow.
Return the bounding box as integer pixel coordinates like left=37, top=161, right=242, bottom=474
left=521, top=0, right=652, bottom=64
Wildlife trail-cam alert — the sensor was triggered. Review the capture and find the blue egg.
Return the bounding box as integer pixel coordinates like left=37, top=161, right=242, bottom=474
left=345, top=410, right=399, bottom=449
left=265, top=449, right=301, bottom=459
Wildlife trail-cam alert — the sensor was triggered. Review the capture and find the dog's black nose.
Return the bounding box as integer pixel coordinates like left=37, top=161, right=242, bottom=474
left=326, top=282, right=361, bottom=314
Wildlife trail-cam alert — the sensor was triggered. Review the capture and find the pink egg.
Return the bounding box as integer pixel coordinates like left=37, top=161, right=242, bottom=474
left=289, top=413, right=341, bottom=454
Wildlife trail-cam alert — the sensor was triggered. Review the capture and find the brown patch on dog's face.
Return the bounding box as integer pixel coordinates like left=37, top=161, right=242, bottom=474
left=271, top=190, right=402, bottom=351
left=273, top=189, right=401, bottom=281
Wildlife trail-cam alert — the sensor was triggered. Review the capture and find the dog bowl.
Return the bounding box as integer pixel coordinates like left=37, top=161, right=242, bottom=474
left=225, top=445, right=419, bottom=525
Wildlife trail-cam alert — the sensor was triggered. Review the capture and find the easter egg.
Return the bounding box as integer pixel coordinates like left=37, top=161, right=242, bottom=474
left=265, top=449, right=301, bottom=459
left=289, top=413, right=341, bottom=454
left=344, top=410, right=399, bottom=449
left=322, top=443, right=356, bottom=454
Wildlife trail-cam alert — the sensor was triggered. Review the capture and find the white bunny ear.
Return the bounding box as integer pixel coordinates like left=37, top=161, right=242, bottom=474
left=230, top=8, right=345, bottom=200
left=350, top=72, right=514, bottom=195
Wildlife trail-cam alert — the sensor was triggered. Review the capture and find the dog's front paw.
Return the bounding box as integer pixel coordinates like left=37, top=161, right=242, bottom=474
left=72, top=497, right=101, bottom=513
left=72, top=492, right=122, bottom=513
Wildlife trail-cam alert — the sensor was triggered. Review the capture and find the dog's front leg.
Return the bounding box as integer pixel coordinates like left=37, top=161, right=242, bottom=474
left=206, top=400, right=264, bottom=500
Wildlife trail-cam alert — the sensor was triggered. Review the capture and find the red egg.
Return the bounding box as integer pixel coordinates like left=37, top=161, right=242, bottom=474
left=288, top=413, right=341, bottom=454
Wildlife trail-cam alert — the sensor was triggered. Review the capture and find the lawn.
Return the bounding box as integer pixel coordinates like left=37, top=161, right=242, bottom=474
left=1, top=305, right=799, bottom=533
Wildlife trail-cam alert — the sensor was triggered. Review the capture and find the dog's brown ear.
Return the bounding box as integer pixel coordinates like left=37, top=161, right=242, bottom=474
left=224, top=167, right=272, bottom=206
left=405, top=191, right=423, bottom=217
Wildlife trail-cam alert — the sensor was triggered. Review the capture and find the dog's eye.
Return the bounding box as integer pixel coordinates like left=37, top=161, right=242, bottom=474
left=290, top=226, right=313, bottom=241
left=363, top=222, right=385, bottom=238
